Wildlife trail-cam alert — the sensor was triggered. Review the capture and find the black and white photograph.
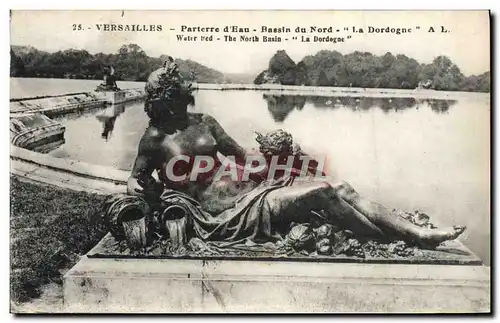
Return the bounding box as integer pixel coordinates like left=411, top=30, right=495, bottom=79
left=8, top=9, right=491, bottom=313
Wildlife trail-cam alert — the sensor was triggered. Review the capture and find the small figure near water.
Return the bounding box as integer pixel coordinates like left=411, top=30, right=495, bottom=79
left=95, top=65, right=121, bottom=92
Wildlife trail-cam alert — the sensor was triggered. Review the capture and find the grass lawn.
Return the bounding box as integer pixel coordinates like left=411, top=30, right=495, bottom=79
left=10, top=176, right=110, bottom=304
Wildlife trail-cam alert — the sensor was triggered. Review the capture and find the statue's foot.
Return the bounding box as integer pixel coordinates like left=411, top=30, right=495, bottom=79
left=417, top=225, right=466, bottom=249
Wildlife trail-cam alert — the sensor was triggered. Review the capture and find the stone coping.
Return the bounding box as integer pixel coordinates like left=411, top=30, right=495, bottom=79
left=11, top=145, right=128, bottom=185
left=10, top=89, right=145, bottom=118
left=9, top=89, right=149, bottom=192
left=11, top=159, right=127, bottom=195
left=194, top=83, right=490, bottom=100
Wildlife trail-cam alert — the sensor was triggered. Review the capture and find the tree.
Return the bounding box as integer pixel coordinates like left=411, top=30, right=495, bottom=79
left=10, top=44, right=490, bottom=92
left=267, top=50, right=298, bottom=85
left=10, top=44, right=231, bottom=83
left=419, top=56, right=464, bottom=91
left=10, top=49, right=25, bottom=77
left=268, top=50, right=296, bottom=74
left=460, top=72, right=490, bottom=93
left=317, top=70, right=330, bottom=87
left=255, top=49, right=487, bottom=92
left=254, top=71, right=267, bottom=85
left=294, top=61, right=310, bottom=85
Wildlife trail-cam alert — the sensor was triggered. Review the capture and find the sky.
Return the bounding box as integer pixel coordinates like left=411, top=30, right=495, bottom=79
left=10, top=10, right=490, bottom=76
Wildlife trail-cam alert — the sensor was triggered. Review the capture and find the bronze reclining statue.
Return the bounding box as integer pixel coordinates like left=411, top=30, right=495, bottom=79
left=103, top=61, right=466, bottom=259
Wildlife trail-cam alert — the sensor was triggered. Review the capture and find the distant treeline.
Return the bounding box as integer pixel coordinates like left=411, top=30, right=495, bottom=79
left=254, top=50, right=490, bottom=92
left=10, top=44, right=253, bottom=84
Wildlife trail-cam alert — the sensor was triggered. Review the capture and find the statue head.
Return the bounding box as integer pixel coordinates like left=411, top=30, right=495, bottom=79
left=163, top=56, right=174, bottom=67
left=145, top=67, right=195, bottom=128
left=255, top=129, right=295, bottom=157
left=162, top=56, right=178, bottom=74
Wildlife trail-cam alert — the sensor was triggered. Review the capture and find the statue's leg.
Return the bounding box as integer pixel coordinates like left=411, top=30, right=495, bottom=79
left=265, top=181, right=385, bottom=238
left=265, top=180, right=465, bottom=246
left=333, top=181, right=466, bottom=246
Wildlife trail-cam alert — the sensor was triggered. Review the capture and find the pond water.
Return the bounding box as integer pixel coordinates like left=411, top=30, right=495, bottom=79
left=11, top=78, right=491, bottom=264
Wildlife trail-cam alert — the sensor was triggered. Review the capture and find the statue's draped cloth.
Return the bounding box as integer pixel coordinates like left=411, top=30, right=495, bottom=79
left=105, top=177, right=294, bottom=249
left=162, top=177, right=293, bottom=243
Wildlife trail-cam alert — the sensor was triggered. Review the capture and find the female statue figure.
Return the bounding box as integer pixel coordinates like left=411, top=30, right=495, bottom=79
left=96, top=65, right=120, bottom=92
left=105, top=65, right=466, bottom=256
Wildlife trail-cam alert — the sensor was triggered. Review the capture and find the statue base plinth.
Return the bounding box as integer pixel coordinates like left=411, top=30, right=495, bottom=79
left=94, top=91, right=127, bottom=105
left=63, top=255, right=490, bottom=313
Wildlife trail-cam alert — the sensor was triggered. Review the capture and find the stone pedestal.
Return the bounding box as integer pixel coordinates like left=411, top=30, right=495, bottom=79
left=97, top=91, right=127, bottom=105
left=63, top=256, right=490, bottom=313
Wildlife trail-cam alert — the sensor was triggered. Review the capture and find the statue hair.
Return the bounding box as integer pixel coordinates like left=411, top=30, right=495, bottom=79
left=145, top=83, right=195, bottom=127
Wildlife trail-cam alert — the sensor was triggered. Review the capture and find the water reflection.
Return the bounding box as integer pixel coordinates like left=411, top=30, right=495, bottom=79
left=425, top=99, right=457, bottom=114
left=263, top=94, right=306, bottom=122
left=263, top=94, right=458, bottom=122
left=95, top=104, right=126, bottom=140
